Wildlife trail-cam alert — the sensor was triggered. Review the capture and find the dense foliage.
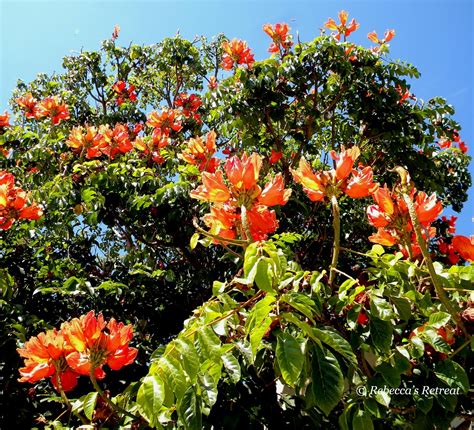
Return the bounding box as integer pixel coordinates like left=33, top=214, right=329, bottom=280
left=1, top=13, right=473, bottom=429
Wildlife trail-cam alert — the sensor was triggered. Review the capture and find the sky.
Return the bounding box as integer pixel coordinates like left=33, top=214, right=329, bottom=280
left=0, top=0, right=473, bottom=235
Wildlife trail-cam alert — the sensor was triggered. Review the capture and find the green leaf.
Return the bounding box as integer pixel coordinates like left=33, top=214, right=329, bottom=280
left=311, top=345, right=344, bottom=416
left=222, top=352, right=241, bottom=383
left=281, top=292, right=320, bottom=321
left=245, top=295, right=275, bottom=333
left=370, top=318, right=393, bottom=353
left=390, top=296, right=411, bottom=321
left=137, top=375, right=165, bottom=424
left=177, top=386, right=202, bottom=430
left=82, top=392, right=98, bottom=420
left=276, top=332, right=304, bottom=387
left=370, top=296, right=395, bottom=321
left=312, top=327, right=357, bottom=367
left=254, top=257, right=274, bottom=293
left=175, top=338, right=200, bottom=383
left=250, top=317, right=273, bottom=358
left=428, top=311, right=451, bottom=327
left=243, top=242, right=259, bottom=281
left=434, top=360, right=469, bottom=392
left=190, top=233, right=199, bottom=250
left=197, top=326, right=222, bottom=362
left=352, top=408, right=374, bottom=430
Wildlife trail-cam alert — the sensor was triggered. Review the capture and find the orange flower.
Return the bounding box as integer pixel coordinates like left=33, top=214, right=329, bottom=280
left=372, top=186, right=395, bottom=216
left=269, top=149, right=283, bottom=164
left=367, top=205, right=391, bottom=228
left=247, top=205, right=278, bottom=241
left=203, top=205, right=238, bottom=242
left=112, top=24, right=120, bottom=40
left=345, top=166, right=378, bottom=198
left=396, top=85, right=411, bottom=104
left=324, top=10, right=360, bottom=40
left=16, top=93, right=40, bottom=119
left=452, top=235, right=474, bottom=262
left=414, top=191, right=443, bottom=225
left=66, top=126, right=105, bottom=159
left=208, top=76, right=218, bottom=90
left=17, top=329, right=79, bottom=392
left=62, top=311, right=137, bottom=378
left=330, top=146, right=360, bottom=180
left=367, top=29, right=395, bottom=45
left=221, top=39, right=255, bottom=70
left=0, top=111, right=11, bottom=128
left=181, top=130, right=219, bottom=172
left=292, top=146, right=376, bottom=202
left=190, top=170, right=231, bottom=203
left=191, top=152, right=291, bottom=243
left=112, top=81, right=137, bottom=106
left=174, top=93, right=202, bottom=121
left=0, top=170, right=43, bottom=230
left=36, top=97, right=70, bottom=125
left=368, top=228, right=398, bottom=246
left=263, top=23, right=293, bottom=53
left=99, top=124, right=133, bottom=159
left=258, top=173, right=292, bottom=206
left=146, top=109, right=182, bottom=136
left=224, top=153, right=262, bottom=192
left=291, top=157, right=327, bottom=202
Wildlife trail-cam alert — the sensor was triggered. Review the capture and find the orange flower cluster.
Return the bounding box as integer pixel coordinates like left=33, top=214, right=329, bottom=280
left=66, top=124, right=133, bottom=160
left=291, top=146, right=378, bottom=201
left=367, top=186, right=443, bottom=257
left=221, top=39, right=255, bottom=70
left=181, top=130, right=219, bottom=173
left=191, top=153, right=291, bottom=242
left=0, top=111, right=11, bottom=129
left=437, top=130, right=468, bottom=153
left=146, top=108, right=182, bottom=149
left=18, top=311, right=137, bottom=392
left=324, top=10, right=360, bottom=41
left=396, top=85, right=413, bottom=104
left=112, top=81, right=137, bottom=106
left=263, top=23, right=293, bottom=53
left=17, top=94, right=70, bottom=125
left=367, top=29, right=395, bottom=53
left=0, top=171, right=43, bottom=230
left=439, top=234, right=474, bottom=263
left=174, top=93, right=202, bottom=122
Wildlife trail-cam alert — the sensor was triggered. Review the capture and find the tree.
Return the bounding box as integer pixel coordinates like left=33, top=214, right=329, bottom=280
left=1, top=13, right=472, bottom=429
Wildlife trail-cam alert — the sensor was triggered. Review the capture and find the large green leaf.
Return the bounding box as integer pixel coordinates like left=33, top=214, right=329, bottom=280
left=276, top=332, right=304, bottom=386
left=137, top=375, right=165, bottom=425
left=370, top=318, right=393, bottom=353
left=311, top=345, right=344, bottom=416
left=434, top=360, right=469, bottom=392
left=82, top=392, right=98, bottom=421
left=177, top=386, right=202, bottom=430
left=312, top=327, right=357, bottom=367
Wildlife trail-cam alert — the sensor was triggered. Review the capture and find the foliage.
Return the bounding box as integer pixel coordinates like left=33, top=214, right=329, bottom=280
left=0, top=13, right=473, bottom=429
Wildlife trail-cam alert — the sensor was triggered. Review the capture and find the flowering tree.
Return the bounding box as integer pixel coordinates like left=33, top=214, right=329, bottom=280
left=1, top=13, right=473, bottom=429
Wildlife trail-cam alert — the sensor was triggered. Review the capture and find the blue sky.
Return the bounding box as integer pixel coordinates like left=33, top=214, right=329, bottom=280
left=1, top=0, right=472, bottom=235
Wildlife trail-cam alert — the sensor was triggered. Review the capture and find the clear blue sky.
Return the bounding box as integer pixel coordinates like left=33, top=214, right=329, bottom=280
left=1, top=0, right=472, bottom=235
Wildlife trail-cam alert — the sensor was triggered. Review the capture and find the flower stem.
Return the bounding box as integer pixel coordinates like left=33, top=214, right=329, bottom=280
left=329, top=195, right=341, bottom=288
left=55, top=373, right=88, bottom=425
left=89, top=369, right=141, bottom=423
left=396, top=170, right=470, bottom=338
left=241, top=205, right=253, bottom=243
